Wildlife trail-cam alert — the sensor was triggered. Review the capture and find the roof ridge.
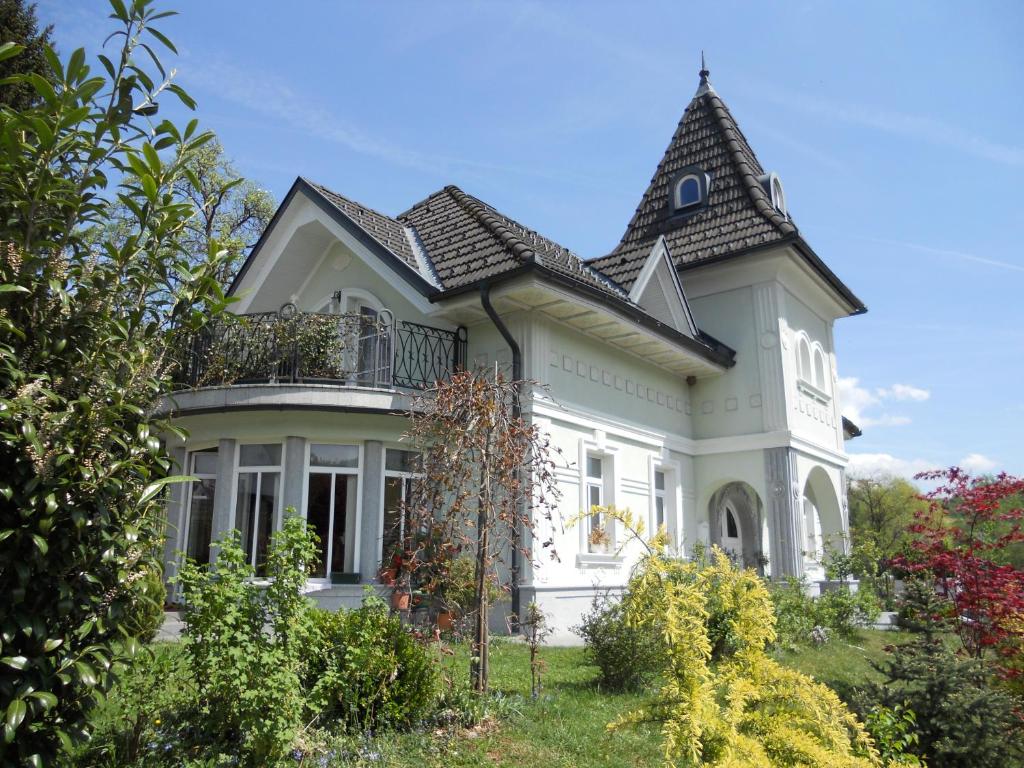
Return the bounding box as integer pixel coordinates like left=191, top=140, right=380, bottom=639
left=444, top=185, right=537, bottom=262
left=703, top=95, right=796, bottom=237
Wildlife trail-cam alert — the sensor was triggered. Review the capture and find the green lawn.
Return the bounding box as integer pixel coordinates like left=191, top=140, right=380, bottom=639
left=369, top=630, right=899, bottom=767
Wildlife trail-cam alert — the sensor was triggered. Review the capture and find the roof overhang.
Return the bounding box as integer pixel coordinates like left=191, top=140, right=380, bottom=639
left=431, top=265, right=734, bottom=377
left=676, top=233, right=866, bottom=317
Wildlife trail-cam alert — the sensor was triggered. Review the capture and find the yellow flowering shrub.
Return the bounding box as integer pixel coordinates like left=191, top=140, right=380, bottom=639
left=590, top=507, right=883, bottom=768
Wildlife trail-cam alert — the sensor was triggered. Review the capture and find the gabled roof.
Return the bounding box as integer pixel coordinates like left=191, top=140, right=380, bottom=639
left=306, top=180, right=418, bottom=269
left=589, top=70, right=865, bottom=314
left=397, top=185, right=626, bottom=299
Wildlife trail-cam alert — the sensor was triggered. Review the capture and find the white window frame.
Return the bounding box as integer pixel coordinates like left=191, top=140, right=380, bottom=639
left=179, top=446, right=218, bottom=562
left=577, top=437, right=618, bottom=560
left=304, top=442, right=363, bottom=580
left=795, top=332, right=831, bottom=404
left=232, top=442, right=284, bottom=573
left=674, top=174, right=702, bottom=210
left=649, top=454, right=683, bottom=552
left=379, top=446, right=422, bottom=566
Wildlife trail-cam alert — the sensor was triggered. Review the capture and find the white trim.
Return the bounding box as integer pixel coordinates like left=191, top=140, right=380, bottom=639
left=403, top=225, right=442, bottom=289
left=302, top=442, right=363, bottom=580
left=233, top=442, right=285, bottom=571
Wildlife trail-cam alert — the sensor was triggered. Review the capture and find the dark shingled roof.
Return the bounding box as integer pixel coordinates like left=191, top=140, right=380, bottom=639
left=306, top=180, right=417, bottom=269
left=397, top=185, right=627, bottom=299
left=589, top=75, right=797, bottom=291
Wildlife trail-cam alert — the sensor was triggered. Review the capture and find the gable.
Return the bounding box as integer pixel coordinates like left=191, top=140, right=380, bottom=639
left=627, top=238, right=698, bottom=337
left=229, top=181, right=437, bottom=317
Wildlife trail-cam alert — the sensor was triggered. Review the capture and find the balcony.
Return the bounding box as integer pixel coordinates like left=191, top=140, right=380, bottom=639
left=177, top=308, right=467, bottom=392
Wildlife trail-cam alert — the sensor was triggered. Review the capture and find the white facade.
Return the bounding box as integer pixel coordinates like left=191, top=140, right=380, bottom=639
left=160, top=79, right=864, bottom=641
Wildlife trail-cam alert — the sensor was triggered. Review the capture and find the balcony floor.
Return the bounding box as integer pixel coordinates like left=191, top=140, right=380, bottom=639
left=156, top=382, right=417, bottom=417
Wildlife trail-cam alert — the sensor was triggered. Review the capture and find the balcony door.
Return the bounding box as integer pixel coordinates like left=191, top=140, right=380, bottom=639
left=306, top=444, right=360, bottom=578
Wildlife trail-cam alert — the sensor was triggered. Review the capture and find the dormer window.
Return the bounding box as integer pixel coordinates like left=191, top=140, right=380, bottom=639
left=670, top=166, right=710, bottom=214
left=758, top=172, right=787, bottom=217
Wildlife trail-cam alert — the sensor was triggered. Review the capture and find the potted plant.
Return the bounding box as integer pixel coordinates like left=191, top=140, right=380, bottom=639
left=379, top=543, right=405, bottom=585
left=588, top=526, right=611, bottom=554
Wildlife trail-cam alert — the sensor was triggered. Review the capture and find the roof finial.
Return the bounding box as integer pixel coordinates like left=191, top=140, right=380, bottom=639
left=695, top=50, right=714, bottom=96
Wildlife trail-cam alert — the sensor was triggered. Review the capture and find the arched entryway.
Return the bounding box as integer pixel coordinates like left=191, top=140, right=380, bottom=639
left=708, top=482, right=766, bottom=575
left=801, top=466, right=844, bottom=578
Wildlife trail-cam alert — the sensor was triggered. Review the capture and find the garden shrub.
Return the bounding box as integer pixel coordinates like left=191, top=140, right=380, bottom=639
left=72, top=643, right=196, bottom=766
left=850, top=582, right=1024, bottom=767
left=175, top=515, right=317, bottom=765
left=118, top=564, right=167, bottom=643
left=305, top=592, right=438, bottom=731
left=816, top=584, right=881, bottom=637
left=599, top=508, right=881, bottom=767
left=770, top=577, right=817, bottom=651
left=573, top=594, right=664, bottom=692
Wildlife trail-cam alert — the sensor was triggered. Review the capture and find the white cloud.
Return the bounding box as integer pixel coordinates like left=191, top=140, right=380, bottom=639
left=847, top=452, right=934, bottom=479
left=838, top=377, right=928, bottom=428
left=960, top=453, right=997, bottom=474
left=877, top=384, right=931, bottom=402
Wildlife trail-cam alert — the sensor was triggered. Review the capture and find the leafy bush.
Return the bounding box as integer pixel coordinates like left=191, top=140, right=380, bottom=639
left=72, top=643, right=196, bottom=766
left=175, top=514, right=317, bottom=764
left=573, top=594, right=664, bottom=692
left=305, top=593, right=438, bottom=731
left=862, top=704, right=923, bottom=767
left=120, top=565, right=167, bottom=643
left=0, top=2, right=235, bottom=761
left=816, top=584, right=881, bottom=637
left=770, top=577, right=817, bottom=651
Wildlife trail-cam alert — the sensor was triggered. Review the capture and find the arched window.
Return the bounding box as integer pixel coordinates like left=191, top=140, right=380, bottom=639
left=675, top=175, right=701, bottom=209
left=813, top=346, right=828, bottom=391
left=798, top=336, right=812, bottom=382
left=771, top=176, right=787, bottom=216
left=725, top=507, right=739, bottom=539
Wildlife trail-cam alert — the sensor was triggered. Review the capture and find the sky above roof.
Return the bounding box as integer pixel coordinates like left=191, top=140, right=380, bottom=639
left=41, top=0, right=1024, bottom=480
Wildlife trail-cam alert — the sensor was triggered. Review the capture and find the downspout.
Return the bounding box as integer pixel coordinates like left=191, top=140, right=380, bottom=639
left=479, top=283, right=523, bottom=628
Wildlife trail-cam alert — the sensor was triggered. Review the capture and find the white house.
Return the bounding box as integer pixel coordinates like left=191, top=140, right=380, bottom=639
left=159, top=66, right=864, bottom=634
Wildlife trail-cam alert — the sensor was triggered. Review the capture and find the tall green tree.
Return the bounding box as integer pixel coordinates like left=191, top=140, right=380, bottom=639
left=174, top=138, right=275, bottom=286
left=0, top=2, right=232, bottom=763
left=848, top=475, right=925, bottom=566
left=0, top=0, right=53, bottom=110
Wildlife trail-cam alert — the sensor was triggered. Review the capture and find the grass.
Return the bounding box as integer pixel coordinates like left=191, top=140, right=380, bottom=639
left=370, top=630, right=901, bottom=767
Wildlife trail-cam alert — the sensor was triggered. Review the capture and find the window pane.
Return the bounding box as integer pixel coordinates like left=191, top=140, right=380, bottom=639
left=236, top=472, right=258, bottom=564
left=588, top=483, right=601, bottom=508
left=331, top=475, right=357, bottom=574
left=586, top=456, right=602, bottom=479
left=654, top=471, right=665, bottom=491
left=310, top=444, right=359, bottom=468
left=191, top=449, right=218, bottom=476
left=726, top=509, right=738, bottom=539
left=677, top=176, right=700, bottom=207
left=385, top=449, right=419, bottom=473
left=239, top=444, right=281, bottom=467
left=655, top=496, right=665, bottom=529
left=382, top=476, right=406, bottom=566
left=306, top=473, right=332, bottom=578
left=254, top=473, right=278, bottom=575
left=185, top=478, right=215, bottom=565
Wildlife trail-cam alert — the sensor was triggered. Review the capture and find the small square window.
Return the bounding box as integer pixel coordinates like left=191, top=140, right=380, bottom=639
left=385, top=449, right=420, bottom=474
left=654, top=470, right=665, bottom=491
left=587, top=456, right=603, bottom=479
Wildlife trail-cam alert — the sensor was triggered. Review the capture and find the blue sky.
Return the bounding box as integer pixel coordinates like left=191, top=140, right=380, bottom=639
left=41, top=1, right=1023, bottom=480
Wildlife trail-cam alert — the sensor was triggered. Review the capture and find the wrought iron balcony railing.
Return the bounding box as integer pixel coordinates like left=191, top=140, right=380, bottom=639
left=178, top=307, right=467, bottom=391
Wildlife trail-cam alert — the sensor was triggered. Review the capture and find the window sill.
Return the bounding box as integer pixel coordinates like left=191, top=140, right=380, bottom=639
left=797, top=379, right=831, bottom=405
left=576, top=552, right=623, bottom=570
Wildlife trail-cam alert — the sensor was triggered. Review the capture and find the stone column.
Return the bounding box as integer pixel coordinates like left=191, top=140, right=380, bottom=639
left=281, top=436, right=307, bottom=527
left=210, top=438, right=237, bottom=560
left=764, top=447, right=801, bottom=577
left=162, top=446, right=187, bottom=597
left=359, top=440, right=384, bottom=583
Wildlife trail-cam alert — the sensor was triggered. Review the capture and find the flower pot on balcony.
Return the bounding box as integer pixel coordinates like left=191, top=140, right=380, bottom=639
left=391, top=590, right=410, bottom=611
left=379, top=567, right=397, bottom=586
